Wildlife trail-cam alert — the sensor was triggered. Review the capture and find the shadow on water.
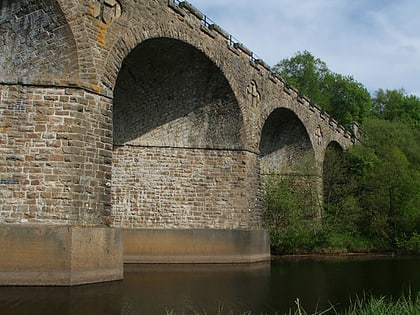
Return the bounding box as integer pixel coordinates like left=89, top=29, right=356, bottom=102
left=1, top=256, right=419, bottom=314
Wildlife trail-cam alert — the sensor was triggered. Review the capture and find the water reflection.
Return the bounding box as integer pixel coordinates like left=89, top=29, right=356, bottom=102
left=122, top=263, right=271, bottom=314
left=0, top=282, right=124, bottom=315
left=1, top=256, right=419, bottom=315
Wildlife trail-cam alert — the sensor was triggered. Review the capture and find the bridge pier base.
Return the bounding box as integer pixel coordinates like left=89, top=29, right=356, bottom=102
left=0, top=226, right=270, bottom=286
left=123, top=229, right=271, bottom=264
left=0, top=225, right=123, bottom=286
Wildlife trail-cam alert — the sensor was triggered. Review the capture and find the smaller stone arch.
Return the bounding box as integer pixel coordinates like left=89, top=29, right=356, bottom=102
left=326, top=141, right=344, bottom=152
left=259, top=107, right=323, bottom=222
left=259, top=107, right=315, bottom=175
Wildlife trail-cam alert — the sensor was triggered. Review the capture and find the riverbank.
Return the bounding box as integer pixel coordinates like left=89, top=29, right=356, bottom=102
left=166, top=293, right=420, bottom=315
left=271, top=252, right=399, bottom=260
left=268, top=234, right=420, bottom=256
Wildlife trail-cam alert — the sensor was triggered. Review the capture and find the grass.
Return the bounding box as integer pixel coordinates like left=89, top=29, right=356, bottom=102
left=342, top=293, right=420, bottom=315
left=165, top=292, right=420, bottom=315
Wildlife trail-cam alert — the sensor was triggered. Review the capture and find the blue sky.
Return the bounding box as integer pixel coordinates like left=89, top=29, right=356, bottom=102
left=191, top=0, right=420, bottom=97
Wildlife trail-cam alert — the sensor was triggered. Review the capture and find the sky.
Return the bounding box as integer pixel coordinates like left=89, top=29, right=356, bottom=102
left=190, top=0, right=420, bottom=97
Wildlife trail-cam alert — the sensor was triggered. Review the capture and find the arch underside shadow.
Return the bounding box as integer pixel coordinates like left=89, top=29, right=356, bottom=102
left=259, top=108, right=314, bottom=175
left=113, top=37, right=242, bottom=150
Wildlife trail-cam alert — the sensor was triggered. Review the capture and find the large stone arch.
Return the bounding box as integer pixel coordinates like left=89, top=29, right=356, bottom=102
left=99, top=18, right=242, bottom=100
left=111, top=36, right=257, bottom=230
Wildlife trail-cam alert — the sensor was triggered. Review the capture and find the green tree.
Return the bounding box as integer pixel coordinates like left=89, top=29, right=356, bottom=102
left=373, top=88, right=420, bottom=128
left=272, top=50, right=329, bottom=107
left=323, top=73, right=372, bottom=127
left=323, top=145, right=361, bottom=229
left=269, top=51, right=420, bottom=254
left=262, top=155, right=324, bottom=253
left=274, top=51, right=372, bottom=127
left=348, top=118, right=420, bottom=249
left=263, top=174, right=324, bottom=253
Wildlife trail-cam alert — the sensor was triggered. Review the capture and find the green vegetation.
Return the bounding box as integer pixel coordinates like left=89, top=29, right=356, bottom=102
left=264, top=51, right=420, bottom=255
left=290, top=294, right=420, bottom=315
left=273, top=50, right=372, bottom=128
left=165, top=293, right=420, bottom=314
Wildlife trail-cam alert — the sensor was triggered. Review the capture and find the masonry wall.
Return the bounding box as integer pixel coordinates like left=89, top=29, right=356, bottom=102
left=0, top=85, right=112, bottom=225
left=112, top=147, right=261, bottom=229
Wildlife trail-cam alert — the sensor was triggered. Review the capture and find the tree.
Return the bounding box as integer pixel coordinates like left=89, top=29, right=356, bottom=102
left=373, top=88, right=420, bottom=128
left=262, top=155, right=324, bottom=253
left=272, top=50, right=329, bottom=107
left=348, top=118, right=420, bottom=247
left=323, top=73, right=372, bottom=127
left=269, top=50, right=420, bottom=253
left=273, top=51, right=372, bottom=127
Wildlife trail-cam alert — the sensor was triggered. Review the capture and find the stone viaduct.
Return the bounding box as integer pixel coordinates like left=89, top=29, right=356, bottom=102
left=0, top=0, right=356, bottom=285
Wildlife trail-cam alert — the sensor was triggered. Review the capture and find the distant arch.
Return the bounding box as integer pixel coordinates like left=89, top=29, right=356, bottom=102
left=326, top=141, right=344, bottom=152
left=259, top=108, right=314, bottom=175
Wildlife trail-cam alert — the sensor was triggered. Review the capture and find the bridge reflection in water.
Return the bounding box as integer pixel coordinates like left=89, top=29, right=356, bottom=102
left=1, top=255, right=419, bottom=315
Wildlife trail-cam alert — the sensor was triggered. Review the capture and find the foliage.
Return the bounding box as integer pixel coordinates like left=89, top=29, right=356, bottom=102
left=395, top=233, right=420, bottom=255
left=347, top=118, right=420, bottom=249
left=165, top=293, right=420, bottom=314
left=266, top=51, right=420, bottom=254
left=342, top=293, right=420, bottom=315
left=273, top=51, right=372, bottom=127
left=272, top=50, right=329, bottom=107
left=322, top=73, right=372, bottom=127
left=262, top=173, right=325, bottom=253
left=290, top=293, right=420, bottom=315
left=262, top=153, right=325, bottom=253
left=373, top=88, right=420, bottom=128
left=263, top=114, right=420, bottom=255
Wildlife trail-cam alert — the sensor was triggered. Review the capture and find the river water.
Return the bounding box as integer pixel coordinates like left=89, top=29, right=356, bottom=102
left=1, top=255, right=419, bottom=314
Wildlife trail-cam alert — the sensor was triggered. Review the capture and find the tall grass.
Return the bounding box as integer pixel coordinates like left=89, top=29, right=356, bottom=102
left=342, top=293, right=420, bottom=315
left=165, top=293, right=420, bottom=315
left=288, top=294, right=420, bottom=314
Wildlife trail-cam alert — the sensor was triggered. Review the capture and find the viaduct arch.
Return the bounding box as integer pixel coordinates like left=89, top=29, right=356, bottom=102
left=0, top=0, right=356, bottom=285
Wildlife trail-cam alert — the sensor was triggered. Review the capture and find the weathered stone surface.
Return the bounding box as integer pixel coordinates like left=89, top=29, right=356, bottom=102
left=112, top=147, right=261, bottom=229
left=0, top=225, right=123, bottom=286
left=0, top=0, right=79, bottom=85
left=0, top=85, right=112, bottom=225
left=123, top=229, right=270, bottom=263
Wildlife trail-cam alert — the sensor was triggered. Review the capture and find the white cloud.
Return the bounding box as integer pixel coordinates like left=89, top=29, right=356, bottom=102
left=190, top=0, right=420, bottom=97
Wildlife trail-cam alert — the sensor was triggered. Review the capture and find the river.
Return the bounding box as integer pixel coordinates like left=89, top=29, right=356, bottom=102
left=1, top=255, right=419, bottom=314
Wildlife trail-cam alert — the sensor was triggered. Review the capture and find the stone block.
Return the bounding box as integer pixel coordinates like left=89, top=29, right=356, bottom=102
left=123, top=228, right=270, bottom=264
left=0, top=225, right=123, bottom=286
